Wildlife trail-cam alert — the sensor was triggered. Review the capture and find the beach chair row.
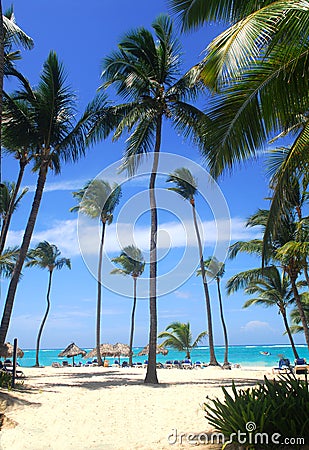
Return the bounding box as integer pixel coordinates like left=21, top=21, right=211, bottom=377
left=272, top=357, right=309, bottom=375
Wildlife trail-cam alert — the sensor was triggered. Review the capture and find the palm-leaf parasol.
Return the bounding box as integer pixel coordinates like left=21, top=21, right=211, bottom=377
left=138, top=344, right=168, bottom=357
left=0, top=342, right=24, bottom=359
left=113, top=342, right=130, bottom=365
left=58, top=342, right=86, bottom=366
left=85, top=343, right=115, bottom=361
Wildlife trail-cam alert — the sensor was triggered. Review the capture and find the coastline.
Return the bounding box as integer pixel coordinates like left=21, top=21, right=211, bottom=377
left=0, top=365, right=274, bottom=450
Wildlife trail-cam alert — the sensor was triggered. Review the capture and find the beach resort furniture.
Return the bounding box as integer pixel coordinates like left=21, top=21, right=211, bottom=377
left=111, top=360, right=120, bottom=367
left=62, top=360, right=72, bottom=367
left=52, top=362, right=61, bottom=368
left=181, top=359, right=193, bottom=369
left=173, top=360, right=181, bottom=368
left=193, top=361, right=202, bottom=368
left=272, top=358, right=293, bottom=374
left=121, top=361, right=129, bottom=368
left=164, top=360, right=173, bottom=369
left=294, top=358, right=308, bottom=375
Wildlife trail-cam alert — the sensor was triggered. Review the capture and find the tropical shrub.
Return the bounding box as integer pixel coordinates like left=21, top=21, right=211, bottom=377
left=0, top=371, right=12, bottom=389
left=204, top=375, right=309, bottom=449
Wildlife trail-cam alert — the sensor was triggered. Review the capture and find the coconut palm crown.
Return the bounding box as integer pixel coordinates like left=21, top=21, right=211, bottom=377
left=158, top=321, right=207, bottom=359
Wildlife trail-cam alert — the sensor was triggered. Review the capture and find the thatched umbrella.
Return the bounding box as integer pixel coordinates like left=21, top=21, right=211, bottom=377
left=85, top=343, right=115, bottom=361
left=0, top=342, right=24, bottom=359
left=138, top=344, right=168, bottom=357
left=58, top=342, right=86, bottom=366
left=113, top=343, right=130, bottom=365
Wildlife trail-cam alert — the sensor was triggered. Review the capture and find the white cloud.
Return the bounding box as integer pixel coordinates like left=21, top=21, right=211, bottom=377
left=241, top=321, right=274, bottom=333
left=7, top=216, right=258, bottom=259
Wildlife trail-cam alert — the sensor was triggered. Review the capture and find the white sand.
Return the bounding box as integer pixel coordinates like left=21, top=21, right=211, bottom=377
left=0, top=365, right=273, bottom=450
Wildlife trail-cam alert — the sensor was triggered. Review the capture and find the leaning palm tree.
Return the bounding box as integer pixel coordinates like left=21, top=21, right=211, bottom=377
left=167, top=167, right=219, bottom=365
left=89, top=15, right=205, bottom=383
left=0, top=52, right=109, bottom=346
left=111, top=245, right=145, bottom=366
left=227, top=265, right=300, bottom=359
left=198, top=257, right=230, bottom=367
left=26, top=242, right=71, bottom=367
left=71, top=180, right=121, bottom=366
left=0, top=180, right=28, bottom=255
left=169, top=1, right=309, bottom=267
left=289, top=292, right=309, bottom=336
left=158, top=321, right=207, bottom=359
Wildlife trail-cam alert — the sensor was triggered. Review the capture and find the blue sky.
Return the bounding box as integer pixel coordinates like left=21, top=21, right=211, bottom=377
left=1, top=0, right=304, bottom=351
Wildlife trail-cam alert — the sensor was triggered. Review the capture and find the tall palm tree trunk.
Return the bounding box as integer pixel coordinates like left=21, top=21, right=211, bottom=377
left=191, top=200, right=219, bottom=366
left=0, top=0, right=3, bottom=183
left=289, top=274, right=309, bottom=350
left=129, top=276, right=137, bottom=366
left=0, top=159, right=27, bottom=255
left=145, top=117, right=162, bottom=384
left=0, top=164, right=48, bottom=345
left=216, top=278, right=229, bottom=367
left=280, top=307, right=299, bottom=359
left=35, top=269, right=53, bottom=367
left=96, top=221, right=106, bottom=366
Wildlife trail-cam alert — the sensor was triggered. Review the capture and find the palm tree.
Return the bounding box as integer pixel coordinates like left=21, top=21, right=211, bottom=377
left=169, top=1, right=309, bottom=262
left=71, top=180, right=121, bottom=366
left=0, top=5, right=33, bottom=181
left=198, top=257, right=230, bottom=367
left=227, top=265, right=300, bottom=359
left=289, top=292, right=309, bottom=336
left=89, top=15, right=205, bottom=383
left=158, top=321, right=207, bottom=359
left=167, top=167, right=219, bottom=365
left=229, top=207, right=309, bottom=350
left=111, top=245, right=145, bottom=366
left=0, top=246, right=19, bottom=278
left=0, top=52, right=108, bottom=346
left=0, top=180, right=28, bottom=255
left=26, top=241, right=71, bottom=367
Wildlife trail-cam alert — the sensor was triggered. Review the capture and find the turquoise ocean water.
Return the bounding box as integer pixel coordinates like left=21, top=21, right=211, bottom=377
left=14, top=344, right=309, bottom=368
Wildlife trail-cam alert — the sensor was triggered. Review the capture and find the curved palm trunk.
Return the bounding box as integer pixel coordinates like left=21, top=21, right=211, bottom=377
left=35, top=269, right=52, bottom=367
left=216, top=278, right=229, bottom=367
left=280, top=307, right=299, bottom=359
left=96, top=221, right=106, bottom=366
left=0, top=159, right=28, bottom=255
left=0, top=164, right=48, bottom=345
left=144, top=117, right=162, bottom=384
left=191, top=200, right=219, bottom=366
left=289, top=274, right=309, bottom=350
left=129, top=276, right=137, bottom=366
left=0, top=0, right=3, bottom=183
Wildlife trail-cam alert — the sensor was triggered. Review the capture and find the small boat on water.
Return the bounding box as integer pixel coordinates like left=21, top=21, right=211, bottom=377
left=260, top=351, right=271, bottom=356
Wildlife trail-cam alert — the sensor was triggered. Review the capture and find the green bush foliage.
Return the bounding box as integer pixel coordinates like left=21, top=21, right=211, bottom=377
left=204, top=375, right=309, bottom=449
left=0, top=371, right=12, bottom=389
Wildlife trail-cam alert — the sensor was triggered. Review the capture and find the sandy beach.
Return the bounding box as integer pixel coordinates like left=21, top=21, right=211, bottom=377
left=0, top=365, right=274, bottom=450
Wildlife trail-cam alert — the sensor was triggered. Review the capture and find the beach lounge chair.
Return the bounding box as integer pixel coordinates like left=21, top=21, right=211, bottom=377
left=62, top=360, right=72, bottom=367
left=52, top=362, right=61, bottom=368
left=121, top=361, right=129, bottom=368
left=272, top=358, right=293, bottom=374
left=181, top=359, right=193, bottom=369
left=173, top=360, right=181, bottom=369
left=294, top=358, right=308, bottom=375
left=111, top=360, right=120, bottom=368
left=164, top=360, right=173, bottom=369
left=193, top=361, right=202, bottom=369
